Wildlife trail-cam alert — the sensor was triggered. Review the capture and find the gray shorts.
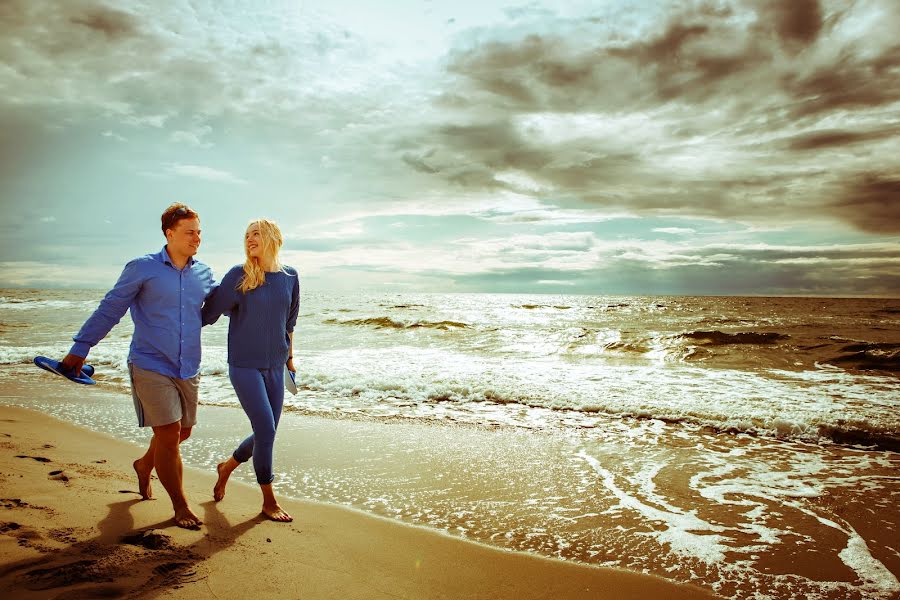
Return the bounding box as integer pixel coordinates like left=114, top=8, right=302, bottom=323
left=129, top=364, right=200, bottom=428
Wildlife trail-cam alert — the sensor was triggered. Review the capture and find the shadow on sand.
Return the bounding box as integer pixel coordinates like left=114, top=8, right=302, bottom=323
left=0, top=496, right=265, bottom=598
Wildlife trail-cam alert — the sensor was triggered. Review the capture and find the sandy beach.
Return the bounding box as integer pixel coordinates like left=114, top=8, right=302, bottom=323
left=0, top=404, right=715, bottom=599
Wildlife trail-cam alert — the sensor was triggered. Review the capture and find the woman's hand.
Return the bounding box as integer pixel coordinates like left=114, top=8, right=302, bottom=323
left=286, top=356, right=296, bottom=373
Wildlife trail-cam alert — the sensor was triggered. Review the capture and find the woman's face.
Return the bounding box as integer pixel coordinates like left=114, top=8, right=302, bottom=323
left=245, top=224, right=263, bottom=259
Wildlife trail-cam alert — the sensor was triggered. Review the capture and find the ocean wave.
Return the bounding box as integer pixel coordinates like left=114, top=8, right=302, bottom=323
left=0, top=297, right=97, bottom=310
left=828, top=342, right=900, bottom=373
left=601, top=340, right=652, bottom=354
left=619, top=412, right=900, bottom=452
left=676, top=330, right=789, bottom=345
left=381, top=304, right=426, bottom=309
left=516, top=305, right=572, bottom=310
left=325, top=317, right=469, bottom=330
left=291, top=366, right=899, bottom=451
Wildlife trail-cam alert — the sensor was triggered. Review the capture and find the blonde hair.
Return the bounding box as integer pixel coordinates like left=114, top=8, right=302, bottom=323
left=238, top=219, right=284, bottom=293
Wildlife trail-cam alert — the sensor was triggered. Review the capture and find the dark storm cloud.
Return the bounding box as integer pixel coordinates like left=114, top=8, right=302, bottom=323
left=409, top=0, right=900, bottom=234
left=828, top=174, right=900, bottom=234
left=785, top=129, right=900, bottom=151
left=0, top=0, right=364, bottom=125
left=757, top=0, right=824, bottom=46
left=783, top=43, right=900, bottom=118
left=69, top=5, right=140, bottom=39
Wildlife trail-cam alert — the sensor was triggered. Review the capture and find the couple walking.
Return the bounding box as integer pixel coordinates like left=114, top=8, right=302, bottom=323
left=60, top=203, right=298, bottom=528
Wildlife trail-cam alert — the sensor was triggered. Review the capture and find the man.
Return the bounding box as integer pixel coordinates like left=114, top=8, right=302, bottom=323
left=61, top=203, right=215, bottom=529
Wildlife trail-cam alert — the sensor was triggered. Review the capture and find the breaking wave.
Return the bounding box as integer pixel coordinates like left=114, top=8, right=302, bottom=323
left=676, top=330, right=789, bottom=345
left=325, top=317, right=469, bottom=330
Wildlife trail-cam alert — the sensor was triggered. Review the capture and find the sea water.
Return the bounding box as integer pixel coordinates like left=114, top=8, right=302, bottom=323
left=1, top=289, right=898, bottom=599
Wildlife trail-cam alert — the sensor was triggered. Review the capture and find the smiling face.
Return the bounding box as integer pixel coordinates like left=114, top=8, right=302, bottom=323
left=245, top=223, right=263, bottom=259
left=166, top=217, right=201, bottom=260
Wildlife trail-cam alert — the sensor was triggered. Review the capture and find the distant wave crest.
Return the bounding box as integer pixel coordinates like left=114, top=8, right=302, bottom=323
left=676, top=330, right=789, bottom=345
left=325, top=317, right=469, bottom=330
left=828, top=342, right=900, bottom=373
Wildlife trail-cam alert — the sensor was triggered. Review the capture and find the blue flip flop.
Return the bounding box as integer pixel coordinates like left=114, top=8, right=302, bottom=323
left=33, top=356, right=97, bottom=385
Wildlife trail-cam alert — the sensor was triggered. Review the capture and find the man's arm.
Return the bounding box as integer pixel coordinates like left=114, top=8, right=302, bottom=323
left=61, top=260, right=143, bottom=375
left=201, top=269, right=237, bottom=326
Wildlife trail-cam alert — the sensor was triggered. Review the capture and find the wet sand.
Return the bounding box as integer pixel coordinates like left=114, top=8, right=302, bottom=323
left=1, top=367, right=898, bottom=599
left=0, top=404, right=715, bottom=599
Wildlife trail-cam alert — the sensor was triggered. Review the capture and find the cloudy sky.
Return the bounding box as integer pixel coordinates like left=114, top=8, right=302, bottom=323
left=1, top=0, right=898, bottom=296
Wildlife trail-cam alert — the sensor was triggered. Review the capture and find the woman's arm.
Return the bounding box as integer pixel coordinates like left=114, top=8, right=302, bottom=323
left=285, top=267, right=300, bottom=373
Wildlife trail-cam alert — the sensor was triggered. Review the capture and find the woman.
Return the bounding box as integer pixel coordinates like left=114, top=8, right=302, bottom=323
left=202, top=219, right=299, bottom=522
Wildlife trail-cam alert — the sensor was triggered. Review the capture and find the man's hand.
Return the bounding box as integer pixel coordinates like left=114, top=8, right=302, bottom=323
left=286, top=357, right=296, bottom=374
left=60, top=354, right=86, bottom=377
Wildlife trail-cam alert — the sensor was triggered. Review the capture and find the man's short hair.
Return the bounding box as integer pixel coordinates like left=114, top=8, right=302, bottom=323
left=161, top=203, right=200, bottom=234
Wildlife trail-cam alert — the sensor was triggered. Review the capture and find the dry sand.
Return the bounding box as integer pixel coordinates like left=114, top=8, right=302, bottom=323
left=0, top=405, right=716, bottom=599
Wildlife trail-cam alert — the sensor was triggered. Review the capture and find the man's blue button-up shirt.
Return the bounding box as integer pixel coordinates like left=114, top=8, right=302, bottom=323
left=70, top=246, right=215, bottom=379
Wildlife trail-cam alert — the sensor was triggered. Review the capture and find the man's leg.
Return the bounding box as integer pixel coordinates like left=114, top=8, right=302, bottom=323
left=152, top=421, right=201, bottom=529
left=133, top=437, right=156, bottom=500
left=132, top=425, right=192, bottom=500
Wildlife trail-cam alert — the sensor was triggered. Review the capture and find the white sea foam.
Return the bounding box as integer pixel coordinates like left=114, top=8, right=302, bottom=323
left=577, top=449, right=730, bottom=564
left=790, top=502, right=900, bottom=597
left=281, top=346, right=899, bottom=447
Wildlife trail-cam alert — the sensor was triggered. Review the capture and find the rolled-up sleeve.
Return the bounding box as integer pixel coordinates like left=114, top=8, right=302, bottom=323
left=70, top=260, right=143, bottom=357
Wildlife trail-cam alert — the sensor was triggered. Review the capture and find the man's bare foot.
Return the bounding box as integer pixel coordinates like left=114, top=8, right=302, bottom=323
left=262, top=504, right=293, bottom=522
left=213, top=462, right=230, bottom=502
left=133, top=459, right=153, bottom=500
left=174, top=506, right=202, bottom=530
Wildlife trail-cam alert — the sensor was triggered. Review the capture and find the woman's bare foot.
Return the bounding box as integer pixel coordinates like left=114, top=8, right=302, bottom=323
left=174, top=505, right=202, bottom=530
left=214, top=458, right=238, bottom=501
left=133, top=458, right=153, bottom=500
left=259, top=482, right=292, bottom=521
left=262, top=503, right=293, bottom=522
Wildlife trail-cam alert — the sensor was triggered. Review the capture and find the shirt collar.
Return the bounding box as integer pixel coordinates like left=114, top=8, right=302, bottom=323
left=157, top=246, right=195, bottom=269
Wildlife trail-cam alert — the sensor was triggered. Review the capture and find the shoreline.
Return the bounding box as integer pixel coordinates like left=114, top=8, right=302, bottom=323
left=2, top=368, right=899, bottom=599
left=0, top=405, right=717, bottom=599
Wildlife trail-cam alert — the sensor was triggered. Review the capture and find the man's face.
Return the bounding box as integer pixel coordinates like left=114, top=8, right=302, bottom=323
left=166, top=218, right=201, bottom=257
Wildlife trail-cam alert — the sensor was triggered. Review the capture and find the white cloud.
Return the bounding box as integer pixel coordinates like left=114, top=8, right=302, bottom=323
left=653, top=227, right=696, bottom=235
left=101, top=130, right=127, bottom=142
left=170, top=125, right=213, bottom=148
left=168, top=163, right=247, bottom=185
left=536, top=279, right=576, bottom=285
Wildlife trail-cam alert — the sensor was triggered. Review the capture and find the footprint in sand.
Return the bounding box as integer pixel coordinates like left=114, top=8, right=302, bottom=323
left=121, top=530, right=171, bottom=550
left=15, top=455, right=52, bottom=463
left=151, top=561, right=204, bottom=586
left=24, top=559, right=109, bottom=591
left=0, top=521, right=44, bottom=548
left=0, top=521, right=22, bottom=534
left=48, top=470, right=69, bottom=483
